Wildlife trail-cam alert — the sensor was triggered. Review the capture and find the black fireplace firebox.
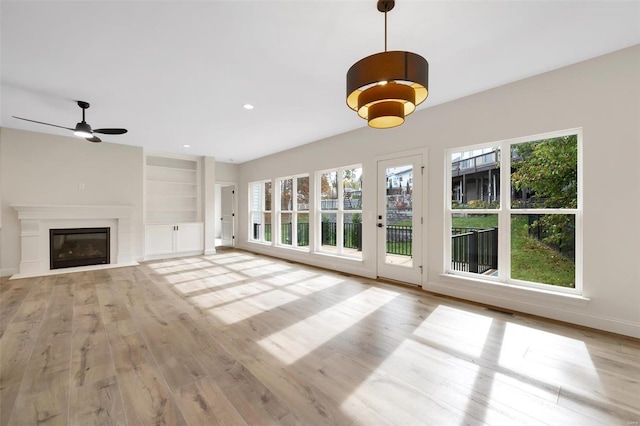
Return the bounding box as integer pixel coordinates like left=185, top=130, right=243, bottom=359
left=49, top=227, right=110, bottom=270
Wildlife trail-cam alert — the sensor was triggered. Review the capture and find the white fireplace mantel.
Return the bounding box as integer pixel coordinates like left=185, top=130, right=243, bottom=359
left=11, top=204, right=138, bottom=279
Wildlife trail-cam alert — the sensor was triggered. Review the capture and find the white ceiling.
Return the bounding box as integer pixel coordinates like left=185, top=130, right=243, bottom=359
left=2, top=1, right=639, bottom=164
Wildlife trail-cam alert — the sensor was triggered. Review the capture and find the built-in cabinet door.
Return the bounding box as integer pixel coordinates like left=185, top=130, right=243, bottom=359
left=145, top=224, right=176, bottom=256
left=145, top=223, right=204, bottom=258
left=176, top=223, right=204, bottom=252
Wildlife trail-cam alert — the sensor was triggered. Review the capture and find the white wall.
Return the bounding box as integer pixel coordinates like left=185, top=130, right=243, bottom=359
left=0, top=128, right=144, bottom=275
left=236, top=45, right=640, bottom=337
left=215, top=161, right=239, bottom=182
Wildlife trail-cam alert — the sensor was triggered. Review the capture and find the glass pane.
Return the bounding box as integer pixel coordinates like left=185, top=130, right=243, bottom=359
left=264, top=213, right=272, bottom=242
left=451, top=213, right=498, bottom=275
left=320, top=171, right=338, bottom=210
left=511, top=214, right=575, bottom=287
left=511, top=135, right=578, bottom=209
left=343, top=167, right=363, bottom=210
left=385, top=165, right=413, bottom=266
left=251, top=212, right=261, bottom=241
left=320, top=213, right=337, bottom=251
left=297, top=176, right=309, bottom=211
left=280, top=179, right=293, bottom=211
left=451, top=148, right=500, bottom=209
left=297, top=213, right=309, bottom=247
left=264, top=182, right=272, bottom=211
left=343, top=213, right=362, bottom=257
left=251, top=183, right=261, bottom=211
left=280, top=213, right=292, bottom=245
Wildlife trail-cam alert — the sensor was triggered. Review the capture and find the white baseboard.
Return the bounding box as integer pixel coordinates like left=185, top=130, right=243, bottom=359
left=1, top=267, right=19, bottom=278
left=425, top=280, right=640, bottom=339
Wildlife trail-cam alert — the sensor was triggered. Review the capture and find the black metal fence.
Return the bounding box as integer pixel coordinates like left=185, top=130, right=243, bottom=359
left=451, top=227, right=498, bottom=274
left=253, top=222, right=360, bottom=250
left=386, top=225, right=412, bottom=255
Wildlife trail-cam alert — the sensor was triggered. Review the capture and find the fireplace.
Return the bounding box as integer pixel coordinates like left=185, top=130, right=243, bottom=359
left=50, top=227, right=110, bottom=270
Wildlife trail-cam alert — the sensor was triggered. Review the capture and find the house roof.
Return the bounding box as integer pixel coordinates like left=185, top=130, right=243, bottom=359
left=2, top=1, right=638, bottom=163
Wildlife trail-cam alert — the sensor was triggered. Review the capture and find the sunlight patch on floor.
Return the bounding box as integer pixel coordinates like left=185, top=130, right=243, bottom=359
left=257, top=287, right=399, bottom=365
left=174, top=271, right=245, bottom=295
left=412, top=305, right=494, bottom=358
left=206, top=289, right=301, bottom=324
left=501, top=323, right=600, bottom=392
left=263, top=271, right=344, bottom=295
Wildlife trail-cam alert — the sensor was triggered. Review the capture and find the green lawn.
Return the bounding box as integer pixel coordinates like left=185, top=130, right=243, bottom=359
left=510, top=216, right=574, bottom=287
left=452, top=214, right=574, bottom=287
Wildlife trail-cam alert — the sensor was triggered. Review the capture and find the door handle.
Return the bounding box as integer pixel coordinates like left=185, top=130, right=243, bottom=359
left=377, top=223, right=384, bottom=228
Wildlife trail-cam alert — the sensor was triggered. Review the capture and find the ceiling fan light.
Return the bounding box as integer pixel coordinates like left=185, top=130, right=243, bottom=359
left=74, top=121, right=93, bottom=138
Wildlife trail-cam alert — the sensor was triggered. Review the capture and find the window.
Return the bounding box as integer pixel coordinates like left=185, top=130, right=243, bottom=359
left=249, top=180, right=272, bottom=243
left=317, top=165, right=363, bottom=258
left=446, top=130, right=581, bottom=293
left=276, top=175, right=309, bottom=249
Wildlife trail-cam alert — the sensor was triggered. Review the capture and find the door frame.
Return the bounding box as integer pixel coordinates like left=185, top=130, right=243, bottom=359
left=216, top=181, right=238, bottom=248
left=374, top=148, right=428, bottom=287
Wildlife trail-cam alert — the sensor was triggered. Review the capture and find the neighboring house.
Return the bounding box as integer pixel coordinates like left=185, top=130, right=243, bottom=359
left=451, top=149, right=499, bottom=205
left=386, top=166, right=413, bottom=192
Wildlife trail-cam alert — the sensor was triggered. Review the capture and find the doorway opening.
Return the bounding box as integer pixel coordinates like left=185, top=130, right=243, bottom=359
left=215, top=183, right=236, bottom=247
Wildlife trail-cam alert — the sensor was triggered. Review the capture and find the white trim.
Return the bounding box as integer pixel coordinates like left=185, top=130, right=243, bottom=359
left=11, top=204, right=136, bottom=278
left=315, top=165, right=363, bottom=258
left=444, top=128, right=582, bottom=295
left=428, top=275, right=639, bottom=339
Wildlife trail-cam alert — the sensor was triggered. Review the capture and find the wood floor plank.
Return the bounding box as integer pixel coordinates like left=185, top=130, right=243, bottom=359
left=174, top=378, right=248, bottom=426
left=95, top=282, right=131, bottom=325
left=73, top=280, right=98, bottom=307
left=0, top=319, right=42, bottom=426
left=2, top=250, right=639, bottom=425
left=8, top=285, right=74, bottom=426
left=10, top=276, right=55, bottom=326
left=216, top=362, right=297, bottom=425
left=132, top=310, right=207, bottom=391
left=70, top=303, right=115, bottom=387
left=0, top=280, right=30, bottom=338
left=105, top=321, right=187, bottom=426
left=68, top=375, right=127, bottom=426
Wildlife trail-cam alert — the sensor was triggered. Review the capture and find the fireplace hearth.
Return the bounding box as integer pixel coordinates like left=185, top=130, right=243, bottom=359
left=50, top=227, right=110, bottom=270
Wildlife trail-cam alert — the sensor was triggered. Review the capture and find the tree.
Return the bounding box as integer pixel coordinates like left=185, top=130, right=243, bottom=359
left=511, top=135, right=577, bottom=209
left=511, top=135, right=577, bottom=258
left=321, top=173, right=331, bottom=198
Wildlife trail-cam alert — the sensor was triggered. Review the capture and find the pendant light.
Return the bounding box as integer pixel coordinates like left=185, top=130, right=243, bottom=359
left=346, top=0, right=429, bottom=129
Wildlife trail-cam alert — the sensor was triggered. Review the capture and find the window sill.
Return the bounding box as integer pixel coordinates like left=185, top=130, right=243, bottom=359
left=437, top=273, right=590, bottom=308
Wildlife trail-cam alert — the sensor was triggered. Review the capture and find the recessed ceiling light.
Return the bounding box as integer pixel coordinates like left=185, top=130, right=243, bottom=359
left=183, top=144, right=190, bottom=148
left=243, top=104, right=254, bottom=110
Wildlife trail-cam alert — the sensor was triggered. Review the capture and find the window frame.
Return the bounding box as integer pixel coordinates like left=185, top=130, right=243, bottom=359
left=248, top=179, right=273, bottom=244
left=445, top=128, right=583, bottom=295
left=275, top=174, right=310, bottom=250
left=316, top=164, right=363, bottom=258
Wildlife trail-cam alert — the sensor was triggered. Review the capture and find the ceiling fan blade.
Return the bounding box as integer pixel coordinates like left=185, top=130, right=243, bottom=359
left=93, top=128, right=128, bottom=135
left=12, top=116, right=74, bottom=131
left=86, top=136, right=102, bottom=143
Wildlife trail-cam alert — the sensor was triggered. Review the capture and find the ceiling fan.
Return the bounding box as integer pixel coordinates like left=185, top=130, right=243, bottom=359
left=12, top=101, right=128, bottom=143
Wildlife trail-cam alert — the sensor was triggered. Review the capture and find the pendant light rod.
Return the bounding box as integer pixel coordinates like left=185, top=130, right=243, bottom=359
left=378, top=0, right=394, bottom=51
left=384, top=10, right=387, bottom=52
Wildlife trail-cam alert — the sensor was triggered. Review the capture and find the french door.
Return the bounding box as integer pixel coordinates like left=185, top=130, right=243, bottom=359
left=377, top=154, right=423, bottom=285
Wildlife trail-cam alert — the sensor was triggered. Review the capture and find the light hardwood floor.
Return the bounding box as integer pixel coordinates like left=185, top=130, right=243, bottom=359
left=1, top=249, right=639, bottom=425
